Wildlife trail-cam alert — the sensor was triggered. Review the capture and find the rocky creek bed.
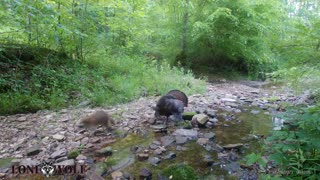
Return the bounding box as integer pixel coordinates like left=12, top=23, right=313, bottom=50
left=0, top=81, right=313, bottom=179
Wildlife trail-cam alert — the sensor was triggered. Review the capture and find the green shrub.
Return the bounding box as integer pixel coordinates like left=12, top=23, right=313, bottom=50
left=0, top=49, right=205, bottom=115
left=265, top=106, right=320, bottom=179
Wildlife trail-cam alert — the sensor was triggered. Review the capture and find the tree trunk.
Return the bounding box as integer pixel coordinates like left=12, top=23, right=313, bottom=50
left=181, top=0, right=189, bottom=53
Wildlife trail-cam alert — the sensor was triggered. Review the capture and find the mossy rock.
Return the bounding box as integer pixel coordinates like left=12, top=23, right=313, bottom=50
left=67, top=149, right=80, bottom=159
left=182, top=112, right=197, bottom=120
left=161, top=164, right=198, bottom=180
left=176, top=121, right=193, bottom=129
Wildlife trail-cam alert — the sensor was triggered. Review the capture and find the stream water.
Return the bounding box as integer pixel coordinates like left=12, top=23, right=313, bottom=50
left=99, top=106, right=277, bottom=179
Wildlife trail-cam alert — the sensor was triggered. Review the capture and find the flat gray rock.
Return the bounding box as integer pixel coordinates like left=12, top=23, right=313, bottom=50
left=173, top=129, right=198, bottom=140
left=51, top=148, right=67, bottom=159
left=160, top=136, right=175, bottom=147
left=148, top=157, right=161, bottom=166
left=54, top=159, right=75, bottom=166
left=26, top=144, right=41, bottom=156
left=175, top=135, right=188, bottom=145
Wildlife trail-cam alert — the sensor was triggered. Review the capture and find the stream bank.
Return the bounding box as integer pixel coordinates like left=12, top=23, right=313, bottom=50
left=0, top=80, right=312, bottom=179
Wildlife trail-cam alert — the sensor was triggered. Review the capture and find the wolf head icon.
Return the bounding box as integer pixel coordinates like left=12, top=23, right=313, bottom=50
left=40, top=160, right=55, bottom=177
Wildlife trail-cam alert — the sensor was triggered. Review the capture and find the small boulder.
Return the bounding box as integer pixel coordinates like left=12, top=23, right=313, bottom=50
left=148, top=157, right=161, bottom=166
left=54, top=159, right=75, bottom=166
left=173, top=129, right=198, bottom=140
left=137, top=153, right=149, bottom=161
left=196, top=138, right=209, bottom=146
left=191, top=114, right=209, bottom=127
left=175, top=136, right=188, bottom=145
left=26, top=144, right=41, bottom=156
left=51, top=148, right=67, bottom=159
left=160, top=136, right=175, bottom=147
left=111, top=171, right=123, bottom=179
left=203, top=155, right=214, bottom=167
left=52, top=134, right=65, bottom=141
left=95, top=146, right=112, bottom=157
left=222, top=143, right=244, bottom=150
left=204, top=132, right=215, bottom=140
left=164, top=152, right=176, bottom=160
left=140, top=168, right=152, bottom=180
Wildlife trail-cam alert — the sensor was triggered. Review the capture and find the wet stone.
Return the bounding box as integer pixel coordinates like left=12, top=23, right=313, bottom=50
left=221, top=98, right=237, bottom=102
left=222, top=143, right=244, bottom=150
left=160, top=136, right=175, bottom=147
left=148, top=157, right=161, bottom=166
left=205, top=110, right=216, bottom=118
left=192, top=114, right=209, bottom=125
left=204, top=132, right=215, bottom=140
left=152, top=141, right=161, bottom=146
left=111, top=171, right=123, bottom=179
left=212, top=144, right=224, bottom=152
left=164, top=152, right=176, bottom=160
left=137, top=153, right=149, bottom=161
left=123, top=171, right=133, bottom=179
left=244, top=99, right=253, bottom=103
left=203, top=155, right=214, bottom=167
left=140, top=168, right=152, bottom=180
left=154, top=147, right=166, bottom=155
left=173, top=129, right=198, bottom=140
left=175, top=135, right=188, bottom=145
left=224, top=162, right=240, bottom=174
left=209, top=118, right=219, bottom=123
left=225, top=102, right=238, bottom=108
left=96, top=146, right=112, bottom=157
left=149, top=143, right=159, bottom=150
left=250, top=110, right=260, bottom=114
left=176, top=146, right=187, bottom=151
left=228, top=152, right=239, bottom=162
left=205, top=122, right=215, bottom=128
left=197, top=138, right=209, bottom=146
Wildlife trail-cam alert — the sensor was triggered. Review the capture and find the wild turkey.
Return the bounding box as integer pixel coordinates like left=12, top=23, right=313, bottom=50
left=153, top=90, right=188, bottom=124
left=167, top=89, right=188, bottom=107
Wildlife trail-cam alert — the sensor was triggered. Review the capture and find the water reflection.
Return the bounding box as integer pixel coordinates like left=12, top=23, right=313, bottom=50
left=272, top=117, right=285, bottom=130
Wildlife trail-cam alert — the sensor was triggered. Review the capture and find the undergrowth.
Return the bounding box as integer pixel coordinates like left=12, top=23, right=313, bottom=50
left=0, top=50, right=205, bottom=115
left=264, top=106, right=320, bottom=179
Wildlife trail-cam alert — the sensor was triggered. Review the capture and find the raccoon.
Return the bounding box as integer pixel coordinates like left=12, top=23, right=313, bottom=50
left=81, top=110, right=114, bottom=130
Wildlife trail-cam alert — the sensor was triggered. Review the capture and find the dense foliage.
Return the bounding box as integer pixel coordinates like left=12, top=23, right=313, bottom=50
left=0, top=48, right=205, bottom=115
left=258, top=106, right=320, bottom=179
